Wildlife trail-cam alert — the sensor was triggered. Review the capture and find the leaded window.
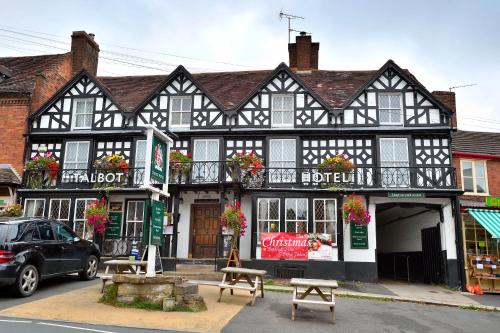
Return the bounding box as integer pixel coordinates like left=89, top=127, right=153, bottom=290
left=24, top=199, right=45, bottom=217
left=193, top=139, right=219, bottom=183
left=72, top=98, right=93, bottom=129
left=271, top=95, right=294, bottom=127
left=379, top=138, right=409, bottom=187
left=126, top=201, right=145, bottom=237
left=269, top=139, right=296, bottom=183
left=73, top=198, right=96, bottom=239
left=170, top=96, right=192, bottom=127
left=313, top=199, right=337, bottom=245
left=257, top=198, right=280, bottom=241
left=285, top=198, right=308, bottom=233
left=49, top=199, right=71, bottom=223
left=379, top=93, right=402, bottom=125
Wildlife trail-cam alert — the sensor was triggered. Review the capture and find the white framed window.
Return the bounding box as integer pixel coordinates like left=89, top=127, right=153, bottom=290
left=170, top=96, right=192, bottom=127
left=64, top=141, right=90, bottom=170
left=24, top=199, right=45, bottom=217
left=379, top=93, right=402, bottom=125
left=126, top=200, right=145, bottom=237
left=271, top=95, right=294, bottom=128
left=313, top=199, right=337, bottom=246
left=257, top=198, right=280, bottom=241
left=193, top=139, right=219, bottom=183
left=48, top=199, right=71, bottom=222
left=379, top=138, right=409, bottom=187
left=461, top=160, right=488, bottom=195
left=72, top=98, right=93, bottom=129
left=134, top=140, right=147, bottom=184
left=285, top=198, right=308, bottom=233
left=74, top=198, right=96, bottom=239
left=269, top=139, right=296, bottom=183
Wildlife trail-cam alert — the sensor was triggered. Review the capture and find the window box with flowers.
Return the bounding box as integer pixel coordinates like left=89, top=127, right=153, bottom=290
left=227, top=152, right=264, bottom=188
left=84, top=198, right=110, bottom=240
left=169, top=150, right=192, bottom=183
left=25, top=152, right=59, bottom=189
left=93, top=154, right=129, bottom=188
left=318, top=153, right=354, bottom=189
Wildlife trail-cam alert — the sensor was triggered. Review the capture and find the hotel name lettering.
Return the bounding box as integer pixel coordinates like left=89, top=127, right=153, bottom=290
left=301, top=172, right=354, bottom=183
left=66, top=172, right=126, bottom=183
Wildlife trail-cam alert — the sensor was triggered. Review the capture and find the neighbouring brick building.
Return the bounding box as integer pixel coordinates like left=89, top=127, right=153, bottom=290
left=0, top=31, right=99, bottom=211
left=452, top=130, right=500, bottom=292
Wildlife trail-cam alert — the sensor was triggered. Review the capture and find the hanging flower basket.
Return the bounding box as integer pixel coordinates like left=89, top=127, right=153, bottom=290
left=169, top=150, right=192, bottom=183
left=226, top=152, right=264, bottom=188
left=84, top=198, right=110, bottom=236
left=25, top=152, right=59, bottom=189
left=342, top=194, right=371, bottom=225
left=318, top=153, right=354, bottom=189
left=93, top=154, right=129, bottom=188
left=220, top=201, right=248, bottom=239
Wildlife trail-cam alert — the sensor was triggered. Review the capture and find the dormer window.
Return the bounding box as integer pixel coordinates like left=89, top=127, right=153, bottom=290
left=379, top=93, right=402, bottom=125
left=170, top=96, right=192, bottom=128
left=72, top=98, right=93, bottom=129
left=271, top=95, right=294, bottom=128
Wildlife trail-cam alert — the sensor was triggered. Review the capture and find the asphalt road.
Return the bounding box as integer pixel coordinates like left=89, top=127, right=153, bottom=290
left=222, top=291, right=500, bottom=333
left=0, top=274, right=99, bottom=310
left=0, top=317, right=186, bottom=333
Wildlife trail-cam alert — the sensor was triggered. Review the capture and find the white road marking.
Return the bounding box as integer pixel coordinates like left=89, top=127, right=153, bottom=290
left=37, top=322, right=117, bottom=333
left=0, top=319, right=33, bottom=323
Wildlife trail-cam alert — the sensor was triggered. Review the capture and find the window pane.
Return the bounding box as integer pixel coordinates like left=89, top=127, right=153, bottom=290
left=38, top=221, right=54, bottom=241
left=379, top=94, right=390, bottom=108
left=34, top=200, right=44, bottom=217
left=272, top=110, right=282, bottom=124
left=77, top=142, right=90, bottom=163
left=474, top=161, right=485, bottom=178
left=296, top=199, right=307, bottom=220
left=127, top=202, right=136, bottom=221
left=390, top=95, right=401, bottom=108
left=181, top=112, right=190, bottom=125
left=285, top=200, right=296, bottom=220
left=272, top=96, right=282, bottom=111
left=282, top=140, right=296, bottom=161
left=380, top=110, right=390, bottom=123
left=283, top=96, right=293, bottom=110
left=135, top=202, right=144, bottom=221
left=269, top=140, right=282, bottom=161
left=171, top=98, right=182, bottom=111
left=65, top=143, right=77, bottom=162
left=390, top=110, right=402, bottom=123
left=462, top=161, right=473, bottom=177
left=171, top=112, right=181, bottom=125
left=463, top=177, right=474, bottom=192
left=325, top=200, right=336, bottom=220
left=476, top=178, right=486, bottom=193
left=283, top=111, right=294, bottom=125
left=394, top=139, right=408, bottom=161
left=181, top=98, right=192, bottom=111
left=258, top=200, right=268, bottom=220
left=50, top=200, right=60, bottom=219
left=75, top=200, right=87, bottom=219
left=314, top=200, right=324, bottom=220
left=135, top=140, right=147, bottom=167
left=76, top=101, right=86, bottom=114
left=54, top=223, right=74, bottom=241
left=269, top=199, right=279, bottom=219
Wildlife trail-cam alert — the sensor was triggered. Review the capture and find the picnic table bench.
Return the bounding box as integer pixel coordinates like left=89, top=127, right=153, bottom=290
left=218, top=267, right=267, bottom=305
left=100, top=259, right=148, bottom=292
left=290, top=278, right=338, bottom=322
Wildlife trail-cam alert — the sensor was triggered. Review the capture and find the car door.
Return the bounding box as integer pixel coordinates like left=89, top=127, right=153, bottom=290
left=52, top=222, right=82, bottom=272
left=35, top=220, right=61, bottom=276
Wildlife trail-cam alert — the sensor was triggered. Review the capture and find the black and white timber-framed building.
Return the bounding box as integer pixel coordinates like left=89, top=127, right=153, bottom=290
left=18, top=33, right=464, bottom=287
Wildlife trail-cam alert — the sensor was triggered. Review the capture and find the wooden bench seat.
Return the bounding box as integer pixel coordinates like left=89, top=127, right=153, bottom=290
left=290, top=278, right=338, bottom=322
left=218, top=267, right=267, bottom=305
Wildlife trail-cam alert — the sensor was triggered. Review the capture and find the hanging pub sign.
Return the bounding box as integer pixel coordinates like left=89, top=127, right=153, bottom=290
left=485, top=197, right=500, bottom=207
left=149, top=199, right=165, bottom=246
left=351, top=223, right=368, bottom=249
left=260, top=233, right=334, bottom=260
left=150, top=134, right=167, bottom=183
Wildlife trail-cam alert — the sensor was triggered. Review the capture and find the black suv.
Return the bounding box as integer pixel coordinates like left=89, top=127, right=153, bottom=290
left=0, top=218, right=100, bottom=297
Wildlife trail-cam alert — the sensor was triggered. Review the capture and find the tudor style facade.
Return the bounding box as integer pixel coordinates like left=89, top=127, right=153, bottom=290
left=17, top=33, right=463, bottom=287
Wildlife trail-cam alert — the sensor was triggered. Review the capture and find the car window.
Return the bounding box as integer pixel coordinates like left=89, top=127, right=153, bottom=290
left=54, top=223, right=76, bottom=242
left=18, top=223, right=41, bottom=242
left=37, top=221, right=55, bottom=241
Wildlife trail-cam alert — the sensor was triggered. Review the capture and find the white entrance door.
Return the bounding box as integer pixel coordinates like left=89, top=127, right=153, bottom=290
left=193, top=139, right=219, bottom=183
left=379, top=138, right=409, bottom=187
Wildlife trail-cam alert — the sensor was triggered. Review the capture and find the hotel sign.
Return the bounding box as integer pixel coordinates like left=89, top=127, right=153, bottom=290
left=66, top=172, right=125, bottom=183
left=301, top=172, right=354, bottom=184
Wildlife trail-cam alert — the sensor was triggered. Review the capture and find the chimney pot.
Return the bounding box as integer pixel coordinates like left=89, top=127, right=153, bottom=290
left=300, top=31, right=307, bottom=36
left=288, top=33, right=319, bottom=71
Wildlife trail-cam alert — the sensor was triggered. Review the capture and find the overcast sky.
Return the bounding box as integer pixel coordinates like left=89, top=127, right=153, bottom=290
left=1, top=0, right=499, bottom=131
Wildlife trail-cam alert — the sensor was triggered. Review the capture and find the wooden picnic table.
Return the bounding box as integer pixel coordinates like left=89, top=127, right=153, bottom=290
left=100, top=259, right=148, bottom=292
left=218, top=267, right=267, bottom=305
left=290, top=278, right=338, bottom=322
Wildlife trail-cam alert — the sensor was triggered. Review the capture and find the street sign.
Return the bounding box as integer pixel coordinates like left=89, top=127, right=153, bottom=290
left=150, top=199, right=165, bottom=246
left=105, top=212, right=122, bottom=239
left=388, top=192, right=425, bottom=199
left=351, top=223, right=368, bottom=249
left=485, top=197, right=500, bottom=207
left=150, top=134, right=167, bottom=183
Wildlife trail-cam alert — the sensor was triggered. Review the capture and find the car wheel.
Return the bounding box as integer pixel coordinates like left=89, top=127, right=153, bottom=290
left=79, top=255, right=98, bottom=280
left=15, top=264, right=39, bottom=297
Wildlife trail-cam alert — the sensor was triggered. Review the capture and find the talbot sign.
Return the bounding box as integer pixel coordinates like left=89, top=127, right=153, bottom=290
left=66, top=172, right=125, bottom=183
left=301, top=171, right=353, bottom=184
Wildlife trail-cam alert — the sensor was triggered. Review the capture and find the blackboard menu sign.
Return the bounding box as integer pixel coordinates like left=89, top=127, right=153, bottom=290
left=351, top=223, right=368, bottom=249
left=106, top=212, right=122, bottom=239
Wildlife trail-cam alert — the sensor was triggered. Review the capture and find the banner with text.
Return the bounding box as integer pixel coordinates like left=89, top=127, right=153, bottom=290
left=260, top=232, right=334, bottom=260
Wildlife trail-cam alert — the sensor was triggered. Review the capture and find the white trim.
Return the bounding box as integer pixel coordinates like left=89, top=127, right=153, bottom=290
left=169, top=96, right=192, bottom=128
left=193, top=139, right=220, bottom=161
left=271, top=94, right=294, bottom=128
left=63, top=141, right=90, bottom=169
left=48, top=198, right=71, bottom=222
left=126, top=200, right=145, bottom=237
left=71, top=98, right=94, bottom=130
left=256, top=198, right=280, bottom=242
left=313, top=198, right=338, bottom=246
left=23, top=198, right=45, bottom=217
left=378, top=93, right=403, bottom=125
left=460, top=159, right=489, bottom=195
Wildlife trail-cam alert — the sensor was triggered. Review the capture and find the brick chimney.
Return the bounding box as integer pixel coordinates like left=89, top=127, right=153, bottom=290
left=432, top=91, right=457, bottom=129
left=71, top=31, right=99, bottom=76
left=288, top=32, right=319, bottom=72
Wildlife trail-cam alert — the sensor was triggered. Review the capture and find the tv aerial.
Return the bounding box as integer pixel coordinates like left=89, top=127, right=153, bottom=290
left=279, top=10, right=308, bottom=43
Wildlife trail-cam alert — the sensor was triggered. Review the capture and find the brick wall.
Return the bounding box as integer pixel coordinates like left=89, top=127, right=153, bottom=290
left=31, top=56, right=72, bottom=112
left=0, top=97, right=30, bottom=173
left=432, top=91, right=456, bottom=129
left=453, top=156, right=500, bottom=202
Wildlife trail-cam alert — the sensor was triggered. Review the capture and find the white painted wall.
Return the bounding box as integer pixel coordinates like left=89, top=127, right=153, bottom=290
left=343, top=199, right=377, bottom=263
left=239, top=195, right=252, bottom=260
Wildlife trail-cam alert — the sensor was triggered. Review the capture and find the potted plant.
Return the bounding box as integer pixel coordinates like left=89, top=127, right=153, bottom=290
left=169, top=150, right=192, bottom=183
left=226, top=152, right=264, bottom=188
left=220, top=201, right=247, bottom=244
left=342, top=194, right=371, bottom=225
left=25, top=151, right=59, bottom=189
left=0, top=204, right=23, bottom=217
left=84, top=198, right=110, bottom=239
left=318, top=153, right=354, bottom=189
left=93, top=154, right=129, bottom=188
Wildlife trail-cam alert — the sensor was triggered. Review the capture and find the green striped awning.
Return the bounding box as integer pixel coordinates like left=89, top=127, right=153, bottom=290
left=467, top=209, right=500, bottom=239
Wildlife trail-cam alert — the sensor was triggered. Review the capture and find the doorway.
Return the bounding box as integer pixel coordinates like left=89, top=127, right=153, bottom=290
left=191, top=204, right=220, bottom=258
